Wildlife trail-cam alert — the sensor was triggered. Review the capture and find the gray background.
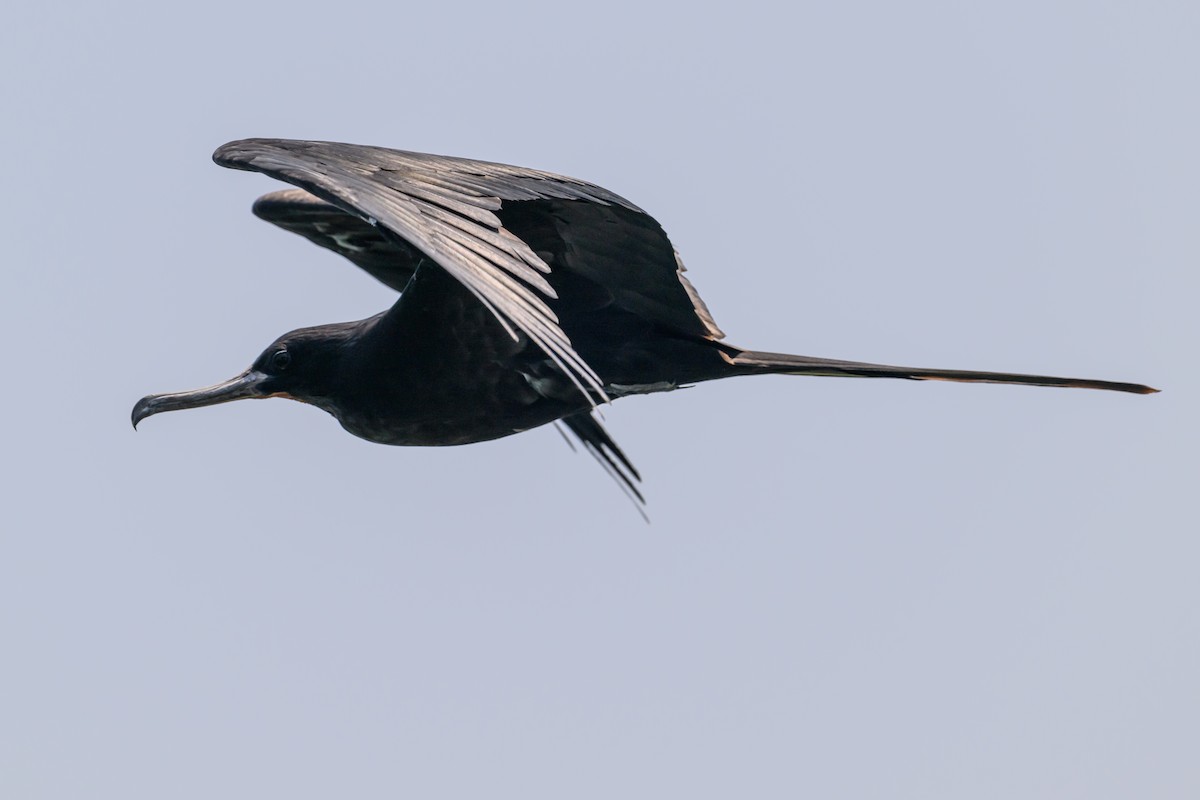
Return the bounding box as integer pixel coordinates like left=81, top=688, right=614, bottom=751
left=2, top=1, right=1195, bottom=798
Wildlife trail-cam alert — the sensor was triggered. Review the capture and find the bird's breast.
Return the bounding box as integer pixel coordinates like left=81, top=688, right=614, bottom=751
left=328, top=358, right=586, bottom=447
left=334, top=398, right=576, bottom=446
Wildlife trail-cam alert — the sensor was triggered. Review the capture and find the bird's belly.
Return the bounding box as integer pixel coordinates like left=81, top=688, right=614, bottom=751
left=334, top=395, right=581, bottom=447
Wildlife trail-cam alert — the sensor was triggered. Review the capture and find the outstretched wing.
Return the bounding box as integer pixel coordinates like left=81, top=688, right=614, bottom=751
left=215, top=138, right=643, bottom=406
left=559, top=411, right=644, bottom=509
left=252, top=188, right=420, bottom=292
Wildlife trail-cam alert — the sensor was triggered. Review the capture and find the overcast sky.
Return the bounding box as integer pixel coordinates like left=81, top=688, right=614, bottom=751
left=2, top=2, right=1196, bottom=798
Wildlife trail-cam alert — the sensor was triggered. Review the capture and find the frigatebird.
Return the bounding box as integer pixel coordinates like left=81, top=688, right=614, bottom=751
left=132, top=139, right=1156, bottom=503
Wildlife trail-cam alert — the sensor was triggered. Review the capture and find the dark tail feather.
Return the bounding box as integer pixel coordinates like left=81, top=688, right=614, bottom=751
left=731, top=350, right=1159, bottom=395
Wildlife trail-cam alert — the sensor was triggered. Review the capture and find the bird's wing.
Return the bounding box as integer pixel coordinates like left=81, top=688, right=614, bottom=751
left=253, top=190, right=725, bottom=346
left=215, top=138, right=642, bottom=406
left=251, top=188, right=421, bottom=292
left=559, top=411, right=645, bottom=511
left=495, top=199, right=725, bottom=342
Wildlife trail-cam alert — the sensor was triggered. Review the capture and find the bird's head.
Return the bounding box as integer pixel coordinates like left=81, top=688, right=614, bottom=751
left=131, top=322, right=360, bottom=429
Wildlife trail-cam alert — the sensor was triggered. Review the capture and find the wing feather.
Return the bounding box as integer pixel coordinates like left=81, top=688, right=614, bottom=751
left=560, top=412, right=645, bottom=510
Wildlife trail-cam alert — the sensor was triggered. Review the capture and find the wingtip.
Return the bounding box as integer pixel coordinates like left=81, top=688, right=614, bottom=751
left=212, top=137, right=283, bottom=168
left=250, top=187, right=329, bottom=219
left=212, top=138, right=247, bottom=164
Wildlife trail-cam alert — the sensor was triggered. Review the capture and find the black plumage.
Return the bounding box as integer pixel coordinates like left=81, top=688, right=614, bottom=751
left=132, top=139, right=1156, bottom=502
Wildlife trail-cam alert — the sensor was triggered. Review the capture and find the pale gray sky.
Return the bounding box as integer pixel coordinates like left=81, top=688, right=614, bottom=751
left=2, top=2, right=1196, bottom=798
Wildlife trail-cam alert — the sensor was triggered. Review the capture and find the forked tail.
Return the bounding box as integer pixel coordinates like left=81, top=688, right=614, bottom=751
left=730, top=350, right=1158, bottom=395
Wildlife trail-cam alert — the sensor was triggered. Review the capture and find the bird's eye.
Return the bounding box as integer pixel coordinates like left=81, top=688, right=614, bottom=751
left=270, top=348, right=292, bottom=371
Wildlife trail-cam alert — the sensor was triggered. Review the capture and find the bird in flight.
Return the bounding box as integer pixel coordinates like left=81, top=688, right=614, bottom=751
left=132, top=139, right=1156, bottom=503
